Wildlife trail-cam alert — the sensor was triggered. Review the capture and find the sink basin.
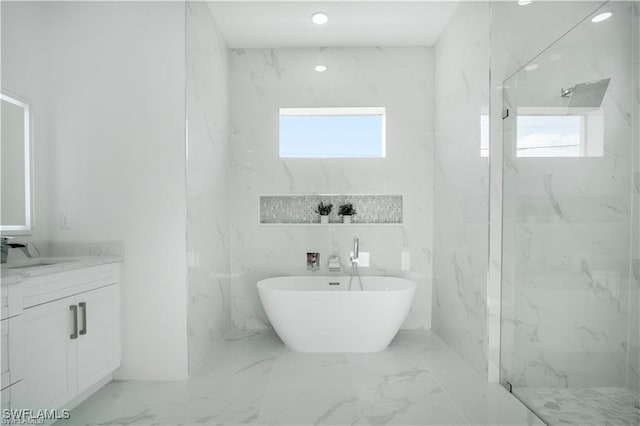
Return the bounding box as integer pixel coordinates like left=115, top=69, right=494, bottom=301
left=3, top=259, right=75, bottom=269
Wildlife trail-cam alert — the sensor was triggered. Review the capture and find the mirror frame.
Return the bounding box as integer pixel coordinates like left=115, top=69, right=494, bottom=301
left=1, top=93, right=32, bottom=234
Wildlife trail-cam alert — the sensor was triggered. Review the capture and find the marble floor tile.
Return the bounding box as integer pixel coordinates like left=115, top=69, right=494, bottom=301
left=434, top=374, right=545, bottom=426
left=59, top=330, right=540, bottom=426
left=346, top=341, right=470, bottom=425
left=353, top=368, right=467, bottom=425
left=515, top=386, right=640, bottom=426
left=59, top=380, right=190, bottom=425
left=256, top=353, right=362, bottom=425
left=388, top=329, right=451, bottom=350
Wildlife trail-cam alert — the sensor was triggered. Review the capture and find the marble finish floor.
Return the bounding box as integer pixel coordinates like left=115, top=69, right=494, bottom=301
left=59, top=330, right=543, bottom=426
left=515, top=387, right=640, bottom=426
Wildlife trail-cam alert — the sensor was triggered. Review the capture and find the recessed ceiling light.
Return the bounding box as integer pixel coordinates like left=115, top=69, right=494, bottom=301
left=549, top=53, right=563, bottom=62
left=311, top=12, right=328, bottom=25
left=525, top=63, right=538, bottom=71
left=592, top=12, right=612, bottom=23
left=518, top=1, right=533, bottom=5
left=314, top=65, right=327, bottom=72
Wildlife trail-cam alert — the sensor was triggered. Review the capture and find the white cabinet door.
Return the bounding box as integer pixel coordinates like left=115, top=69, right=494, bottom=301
left=22, top=296, right=78, bottom=410
left=76, top=284, right=120, bottom=393
left=1, top=316, right=24, bottom=390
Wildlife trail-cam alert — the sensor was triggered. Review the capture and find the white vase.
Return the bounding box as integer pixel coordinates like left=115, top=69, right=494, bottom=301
left=320, top=215, right=329, bottom=224
left=342, top=215, right=352, bottom=224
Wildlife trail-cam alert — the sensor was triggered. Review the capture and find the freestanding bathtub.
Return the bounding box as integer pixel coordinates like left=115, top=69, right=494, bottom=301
left=257, top=276, right=416, bottom=353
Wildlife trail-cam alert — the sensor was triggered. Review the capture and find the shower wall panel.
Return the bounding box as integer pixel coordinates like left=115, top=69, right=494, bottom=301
left=628, top=2, right=640, bottom=393
left=500, top=2, right=636, bottom=389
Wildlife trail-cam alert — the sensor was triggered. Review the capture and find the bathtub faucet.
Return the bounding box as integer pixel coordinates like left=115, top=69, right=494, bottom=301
left=352, top=237, right=359, bottom=263
left=348, top=237, right=363, bottom=291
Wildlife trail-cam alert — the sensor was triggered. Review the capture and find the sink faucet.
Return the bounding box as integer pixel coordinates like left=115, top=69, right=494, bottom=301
left=1, top=237, right=32, bottom=264
left=348, top=237, right=363, bottom=291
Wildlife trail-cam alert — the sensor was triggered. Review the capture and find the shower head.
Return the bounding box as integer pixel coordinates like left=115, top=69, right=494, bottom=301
left=561, top=78, right=610, bottom=108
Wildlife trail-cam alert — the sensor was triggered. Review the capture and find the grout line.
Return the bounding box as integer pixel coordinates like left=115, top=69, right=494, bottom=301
left=345, top=352, right=368, bottom=425
left=251, top=331, right=285, bottom=425
left=431, top=373, right=473, bottom=426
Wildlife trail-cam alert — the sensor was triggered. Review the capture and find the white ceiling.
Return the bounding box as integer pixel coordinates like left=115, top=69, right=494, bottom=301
left=208, top=1, right=460, bottom=48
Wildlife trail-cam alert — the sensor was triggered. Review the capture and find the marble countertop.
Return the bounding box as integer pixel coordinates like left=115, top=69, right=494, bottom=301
left=1, top=256, right=122, bottom=285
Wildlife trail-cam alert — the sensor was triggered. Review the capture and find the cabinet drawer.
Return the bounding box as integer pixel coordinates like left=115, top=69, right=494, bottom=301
left=23, top=263, right=119, bottom=309
left=1, top=316, right=24, bottom=389
left=1, top=283, right=22, bottom=320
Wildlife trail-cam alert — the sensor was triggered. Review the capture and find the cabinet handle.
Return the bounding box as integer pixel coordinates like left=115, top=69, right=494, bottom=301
left=79, top=302, right=87, bottom=335
left=70, top=305, right=78, bottom=339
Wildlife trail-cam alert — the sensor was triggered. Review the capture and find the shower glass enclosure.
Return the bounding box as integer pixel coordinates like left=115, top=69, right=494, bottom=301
left=500, top=2, right=639, bottom=424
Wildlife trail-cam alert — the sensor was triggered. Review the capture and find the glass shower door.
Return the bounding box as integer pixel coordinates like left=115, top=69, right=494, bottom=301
left=500, top=2, right=639, bottom=424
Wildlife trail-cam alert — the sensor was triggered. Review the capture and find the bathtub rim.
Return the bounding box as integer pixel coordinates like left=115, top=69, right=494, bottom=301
left=257, top=275, right=417, bottom=293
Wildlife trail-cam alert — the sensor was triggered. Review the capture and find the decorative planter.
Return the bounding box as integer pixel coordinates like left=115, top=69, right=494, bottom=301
left=320, top=215, right=329, bottom=224
left=342, top=215, right=352, bottom=224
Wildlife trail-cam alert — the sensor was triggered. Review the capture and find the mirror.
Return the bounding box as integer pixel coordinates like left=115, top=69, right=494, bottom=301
left=1, top=93, right=32, bottom=233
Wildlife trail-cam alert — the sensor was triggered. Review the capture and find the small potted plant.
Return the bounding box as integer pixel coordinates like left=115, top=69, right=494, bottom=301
left=338, top=203, right=357, bottom=224
left=314, top=202, right=333, bottom=224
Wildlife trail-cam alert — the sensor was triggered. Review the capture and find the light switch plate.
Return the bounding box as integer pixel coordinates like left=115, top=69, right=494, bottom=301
left=61, top=212, right=72, bottom=230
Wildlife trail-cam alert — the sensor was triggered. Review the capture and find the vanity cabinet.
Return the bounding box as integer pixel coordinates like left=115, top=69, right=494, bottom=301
left=75, top=284, right=120, bottom=393
left=1, top=316, right=24, bottom=390
left=23, top=295, right=79, bottom=409
left=18, top=262, right=120, bottom=411
left=1, top=281, right=24, bottom=410
left=1, top=380, right=24, bottom=412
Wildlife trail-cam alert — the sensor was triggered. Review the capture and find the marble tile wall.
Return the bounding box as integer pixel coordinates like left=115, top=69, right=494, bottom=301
left=46, top=240, right=124, bottom=257
left=259, top=195, right=403, bottom=224
left=229, top=47, right=434, bottom=331
left=186, top=2, right=231, bottom=374
left=498, top=2, right=637, bottom=389
left=433, top=0, right=491, bottom=376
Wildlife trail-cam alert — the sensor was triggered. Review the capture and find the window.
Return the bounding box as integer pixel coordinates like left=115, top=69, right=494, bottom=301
left=279, top=107, right=386, bottom=158
left=516, top=107, right=604, bottom=157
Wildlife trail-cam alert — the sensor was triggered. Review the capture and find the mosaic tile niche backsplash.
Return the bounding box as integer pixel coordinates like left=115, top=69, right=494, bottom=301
left=260, top=195, right=403, bottom=224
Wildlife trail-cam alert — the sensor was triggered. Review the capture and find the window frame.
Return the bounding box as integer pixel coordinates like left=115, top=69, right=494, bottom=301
left=515, top=106, right=604, bottom=158
left=278, top=107, right=387, bottom=159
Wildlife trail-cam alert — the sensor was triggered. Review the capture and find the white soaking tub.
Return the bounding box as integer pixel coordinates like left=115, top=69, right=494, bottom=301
left=256, top=275, right=416, bottom=353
